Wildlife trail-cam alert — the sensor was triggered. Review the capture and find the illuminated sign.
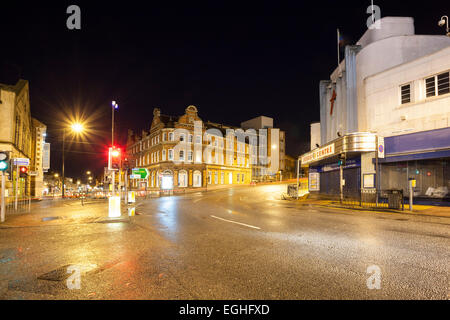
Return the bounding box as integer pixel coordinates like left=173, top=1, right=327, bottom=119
left=301, top=143, right=335, bottom=165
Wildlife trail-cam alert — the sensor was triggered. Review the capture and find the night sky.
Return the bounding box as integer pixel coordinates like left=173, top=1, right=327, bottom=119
left=0, top=0, right=447, bottom=180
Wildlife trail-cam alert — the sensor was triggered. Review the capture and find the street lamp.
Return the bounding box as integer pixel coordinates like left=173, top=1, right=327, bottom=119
left=438, top=16, right=449, bottom=36
left=111, top=101, right=118, bottom=146
left=62, top=122, right=85, bottom=198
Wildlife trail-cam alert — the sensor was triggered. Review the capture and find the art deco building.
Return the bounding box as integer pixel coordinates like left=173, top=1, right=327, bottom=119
left=126, top=105, right=252, bottom=192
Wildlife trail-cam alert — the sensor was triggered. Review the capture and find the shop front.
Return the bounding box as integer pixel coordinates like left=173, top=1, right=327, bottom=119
left=301, top=132, right=382, bottom=199
left=380, top=127, right=450, bottom=203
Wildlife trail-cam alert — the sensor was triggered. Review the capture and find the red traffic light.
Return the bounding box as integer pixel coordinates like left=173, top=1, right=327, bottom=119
left=20, top=166, right=28, bottom=173
left=111, top=148, right=120, bottom=157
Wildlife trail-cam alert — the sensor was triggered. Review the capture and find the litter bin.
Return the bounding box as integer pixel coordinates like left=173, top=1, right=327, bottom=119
left=386, top=189, right=403, bottom=210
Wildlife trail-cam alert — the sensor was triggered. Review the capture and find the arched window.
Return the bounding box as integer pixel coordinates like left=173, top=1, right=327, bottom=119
left=193, top=170, right=202, bottom=187
left=178, top=170, right=188, bottom=187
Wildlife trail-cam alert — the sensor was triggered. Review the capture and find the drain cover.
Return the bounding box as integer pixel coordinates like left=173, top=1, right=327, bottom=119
left=37, top=265, right=72, bottom=281
left=37, top=264, right=98, bottom=281
left=41, top=216, right=61, bottom=222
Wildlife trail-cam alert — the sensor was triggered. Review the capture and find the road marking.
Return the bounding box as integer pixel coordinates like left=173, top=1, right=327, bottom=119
left=193, top=198, right=203, bottom=203
left=210, top=215, right=261, bottom=230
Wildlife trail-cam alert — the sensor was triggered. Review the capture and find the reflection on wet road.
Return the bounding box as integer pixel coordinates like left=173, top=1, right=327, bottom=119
left=0, top=184, right=449, bottom=299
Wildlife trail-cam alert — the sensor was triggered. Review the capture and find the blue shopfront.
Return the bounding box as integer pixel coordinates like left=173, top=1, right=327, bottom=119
left=379, top=127, right=450, bottom=203
left=310, top=158, right=361, bottom=198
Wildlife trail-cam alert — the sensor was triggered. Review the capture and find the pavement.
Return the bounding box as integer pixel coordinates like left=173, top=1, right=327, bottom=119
left=288, top=196, right=450, bottom=218
left=0, top=183, right=449, bottom=299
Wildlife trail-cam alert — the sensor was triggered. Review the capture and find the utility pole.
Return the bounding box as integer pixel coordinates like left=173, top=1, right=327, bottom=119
left=296, top=157, right=300, bottom=199
left=62, top=128, right=65, bottom=198
left=375, top=135, right=379, bottom=207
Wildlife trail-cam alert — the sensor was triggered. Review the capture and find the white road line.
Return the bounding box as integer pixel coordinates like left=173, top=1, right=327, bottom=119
left=210, top=215, right=261, bottom=230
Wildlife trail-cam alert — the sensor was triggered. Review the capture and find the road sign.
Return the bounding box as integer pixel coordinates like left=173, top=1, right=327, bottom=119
left=13, top=158, right=30, bottom=166
left=129, top=174, right=140, bottom=179
left=377, top=137, right=385, bottom=158
left=131, top=168, right=149, bottom=179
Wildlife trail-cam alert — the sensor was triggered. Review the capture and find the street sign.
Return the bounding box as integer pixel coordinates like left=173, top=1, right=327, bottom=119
left=129, top=174, right=140, bottom=179
left=377, top=137, right=385, bottom=158
left=132, top=168, right=149, bottom=179
left=13, top=158, right=30, bottom=166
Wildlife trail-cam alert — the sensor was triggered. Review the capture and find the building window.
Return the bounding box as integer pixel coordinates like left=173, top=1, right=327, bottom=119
left=237, top=173, right=240, bottom=183
left=178, top=170, right=188, bottom=187
left=168, top=149, right=174, bottom=160
left=163, top=133, right=167, bottom=141
left=162, top=150, right=166, bottom=161
left=188, top=134, right=193, bottom=143
left=179, top=150, right=184, bottom=161
left=208, top=171, right=212, bottom=184
left=242, top=174, right=244, bottom=182
left=157, top=151, right=159, bottom=162
left=193, top=170, right=202, bottom=187
left=437, top=72, right=450, bottom=96
left=426, top=71, right=450, bottom=97
left=169, top=132, right=174, bottom=141
left=400, top=84, right=411, bottom=104
left=220, top=172, right=224, bottom=184
left=188, top=150, right=193, bottom=161
left=195, top=135, right=201, bottom=144
left=214, top=171, right=218, bottom=184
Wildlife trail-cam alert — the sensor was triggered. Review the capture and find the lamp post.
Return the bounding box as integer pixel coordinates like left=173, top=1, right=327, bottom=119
left=62, top=123, right=84, bottom=198
left=438, top=15, right=449, bottom=36
left=111, top=101, right=118, bottom=196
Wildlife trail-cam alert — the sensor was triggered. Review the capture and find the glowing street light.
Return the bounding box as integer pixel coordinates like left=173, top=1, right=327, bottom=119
left=71, top=122, right=84, bottom=133
left=62, top=121, right=86, bottom=198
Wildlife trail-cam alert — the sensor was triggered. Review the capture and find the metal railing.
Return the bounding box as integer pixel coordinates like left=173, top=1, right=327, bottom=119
left=2, top=195, right=31, bottom=213
left=342, top=189, right=404, bottom=210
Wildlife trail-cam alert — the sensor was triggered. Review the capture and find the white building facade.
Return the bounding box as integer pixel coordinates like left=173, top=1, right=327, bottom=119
left=303, top=16, right=450, bottom=201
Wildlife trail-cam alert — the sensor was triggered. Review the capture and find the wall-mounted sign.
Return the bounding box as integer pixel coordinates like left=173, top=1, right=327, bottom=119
left=309, top=172, right=320, bottom=191
left=43, top=143, right=50, bottom=170
left=301, top=143, right=335, bottom=165
left=363, top=173, right=375, bottom=188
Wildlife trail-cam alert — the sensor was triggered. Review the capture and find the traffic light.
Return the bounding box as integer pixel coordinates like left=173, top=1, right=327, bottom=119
left=108, top=147, right=121, bottom=170
left=338, top=154, right=346, bottom=166
left=0, top=151, right=9, bottom=172
left=19, top=166, right=28, bottom=177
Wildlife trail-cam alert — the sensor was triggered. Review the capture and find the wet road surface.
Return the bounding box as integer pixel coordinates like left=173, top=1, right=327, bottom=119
left=0, top=184, right=449, bottom=299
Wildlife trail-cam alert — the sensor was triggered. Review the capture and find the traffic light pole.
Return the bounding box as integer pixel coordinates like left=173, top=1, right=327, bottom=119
left=1, top=171, right=5, bottom=222
left=14, top=164, right=19, bottom=210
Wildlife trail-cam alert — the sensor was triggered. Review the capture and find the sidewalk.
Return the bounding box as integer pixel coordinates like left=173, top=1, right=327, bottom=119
left=292, top=196, right=450, bottom=218
left=0, top=199, right=131, bottom=228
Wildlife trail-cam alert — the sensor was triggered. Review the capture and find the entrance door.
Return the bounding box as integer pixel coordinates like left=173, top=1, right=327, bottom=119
left=228, top=172, right=233, bottom=184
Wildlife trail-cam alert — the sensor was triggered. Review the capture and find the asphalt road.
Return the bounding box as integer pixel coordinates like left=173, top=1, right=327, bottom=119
left=0, top=184, right=449, bottom=299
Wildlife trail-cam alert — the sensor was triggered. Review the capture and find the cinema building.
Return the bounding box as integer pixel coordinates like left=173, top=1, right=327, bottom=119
left=126, top=105, right=252, bottom=192
left=300, top=17, right=450, bottom=202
